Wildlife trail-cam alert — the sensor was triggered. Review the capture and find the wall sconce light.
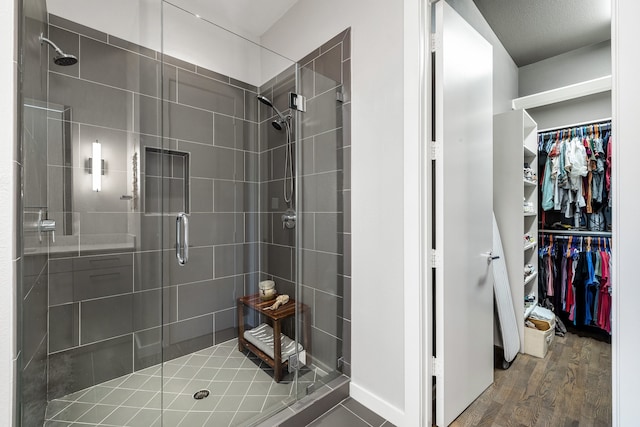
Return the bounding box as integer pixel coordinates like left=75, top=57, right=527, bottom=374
left=86, top=140, right=105, bottom=192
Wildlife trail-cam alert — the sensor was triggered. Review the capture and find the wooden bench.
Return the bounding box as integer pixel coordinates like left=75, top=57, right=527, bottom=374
left=237, top=294, right=311, bottom=382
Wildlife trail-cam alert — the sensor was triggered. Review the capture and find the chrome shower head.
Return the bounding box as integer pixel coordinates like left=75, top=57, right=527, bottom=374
left=272, top=120, right=283, bottom=131
left=257, top=95, right=274, bottom=109
left=40, top=34, right=78, bottom=66
left=54, top=53, right=78, bottom=66
left=257, top=94, right=289, bottom=125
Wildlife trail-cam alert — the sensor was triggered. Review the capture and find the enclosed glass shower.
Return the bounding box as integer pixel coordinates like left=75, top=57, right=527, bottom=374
left=19, top=1, right=350, bottom=425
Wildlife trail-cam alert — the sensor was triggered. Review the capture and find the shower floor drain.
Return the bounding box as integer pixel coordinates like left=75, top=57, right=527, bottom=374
left=193, top=389, right=210, bottom=400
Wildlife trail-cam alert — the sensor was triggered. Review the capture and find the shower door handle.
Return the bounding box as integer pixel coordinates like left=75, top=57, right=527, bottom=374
left=176, top=212, right=189, bottom=266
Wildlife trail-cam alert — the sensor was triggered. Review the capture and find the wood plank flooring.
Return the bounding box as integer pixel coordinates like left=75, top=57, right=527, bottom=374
left=450, top=332, right=611, bottom=427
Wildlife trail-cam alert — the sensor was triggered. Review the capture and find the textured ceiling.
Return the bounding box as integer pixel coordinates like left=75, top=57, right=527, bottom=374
left=473, top=0, right=611, bottom=66
left=166, top=0, right=299, bottom=41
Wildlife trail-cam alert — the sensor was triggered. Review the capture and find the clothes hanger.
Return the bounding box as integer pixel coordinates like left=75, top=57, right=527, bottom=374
left=567, top=236, right=573, bottom=257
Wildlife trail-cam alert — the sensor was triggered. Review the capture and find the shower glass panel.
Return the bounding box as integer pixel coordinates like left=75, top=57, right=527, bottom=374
left=22, top=0, right=166, bottom=425
left=159, top=2, right=301, bottom=425
left=295, top=33, right=350, bottom=398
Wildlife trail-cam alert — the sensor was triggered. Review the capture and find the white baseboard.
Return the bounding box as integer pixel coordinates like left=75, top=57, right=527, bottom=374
left=349, top=382, right=405, bottom=426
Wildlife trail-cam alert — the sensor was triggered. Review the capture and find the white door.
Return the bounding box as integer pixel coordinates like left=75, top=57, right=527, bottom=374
left=433, top=2, right=494, bottom=426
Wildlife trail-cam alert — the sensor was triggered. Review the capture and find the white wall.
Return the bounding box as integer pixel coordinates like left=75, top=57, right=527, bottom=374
left=519, top=41, right=611, bottom=97
left=46, top=0, right=271, bottom=86
left=612, top=1, right=640, bottom=424
left=261, top=1, right=410, bottom=424
left=0, top=0, right=16, bottom=424
left=527, top=92, right=612, bottom=130
left=519, top=41, right=612, bottom=129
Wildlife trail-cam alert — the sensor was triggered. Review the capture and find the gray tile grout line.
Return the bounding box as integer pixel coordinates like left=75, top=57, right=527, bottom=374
left=202, top=342, right=247, bottom=425
left=229, top=350, right=261, bottom=425
left=161, top=344, right=233, bottom=424
left=95, top=380, right=159, bottom=426
left=338, top=400, right=377, bottom=427
left=46, top=340, right=330, bottom=426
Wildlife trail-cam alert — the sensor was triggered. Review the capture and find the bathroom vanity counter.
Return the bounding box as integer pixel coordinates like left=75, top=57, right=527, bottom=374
left=237, top=294, right=311, bottom=382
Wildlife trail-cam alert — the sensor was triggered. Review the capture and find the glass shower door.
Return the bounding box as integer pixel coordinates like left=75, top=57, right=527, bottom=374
left=159, top=2, right=301, bottom=425
left=23, top=1, right=167, bottom=425
left=294, top=29, right=351, bottom=399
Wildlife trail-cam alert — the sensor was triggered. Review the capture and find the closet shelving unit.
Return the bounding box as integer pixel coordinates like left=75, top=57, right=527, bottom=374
left=494, top=109, right=538, bottom=352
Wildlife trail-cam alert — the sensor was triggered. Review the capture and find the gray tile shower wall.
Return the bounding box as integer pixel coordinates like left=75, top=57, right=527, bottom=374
left=258, top=29, right=351, bottom=374
left=44, top=14, right=260, bottom=399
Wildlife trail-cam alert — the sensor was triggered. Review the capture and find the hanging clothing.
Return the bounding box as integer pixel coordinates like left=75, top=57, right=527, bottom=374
left=538, top=235, right=612, bottom=334
left=538, top=122, right=612, bottom=232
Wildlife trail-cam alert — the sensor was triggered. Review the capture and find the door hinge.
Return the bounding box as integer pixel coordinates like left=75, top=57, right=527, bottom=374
left=431, top=35, right=437, bottom=53
left=431, top=140, right=439, bottom=160
left=288, top=350, right=307, bottom=373
left=289, top=92, right=307, bottom=112
left=431, top=249, right=441, bottom=268
left=432, top=356, right=443, bottom=377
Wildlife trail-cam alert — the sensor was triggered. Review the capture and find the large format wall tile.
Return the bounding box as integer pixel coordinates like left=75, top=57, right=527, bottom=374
left=259, top=30, right=351, bottom=371
left=162, top=315, right=214, bottom=361
left=48, top=73, right=133, bottom=131
left=22, top=270, right=47, bottom=364
left=177, top=69, right=244, bottom=119
left=72, top=263, right=133, bottom=301
left=23, top=106, right=48, bottom=209
left=132, top=287, right=178, bottom=331
left=165, top=102, right=214, bottom=144
left=177, top=277, right=241, bottom=320
left=48, top=335, right=133, bottom=400
left=214, top=308, right=237, bottom=344
left=22, top=339, right=47, bottom=427
left=49, top=303, right=79, bottom=353
left=314, top=44, right=342, bottom=95
left=178, top=141, right=235, bottom=180
left=80, top=36, right=160, bottom=98
left=80, top=294, right=133, bottom=344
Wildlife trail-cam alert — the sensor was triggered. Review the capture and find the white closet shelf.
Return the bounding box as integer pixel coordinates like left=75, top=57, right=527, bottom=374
left=524, top=212, right=537, bottom=217
left=524, top=271, right=537, bottom=287
left=523, top=145, right=536, bottom=157
left=524, top=179, right=537, bottom=187
left=524, top=242, right=537, bottom=251
left=512, top=75, right=612, bottom=111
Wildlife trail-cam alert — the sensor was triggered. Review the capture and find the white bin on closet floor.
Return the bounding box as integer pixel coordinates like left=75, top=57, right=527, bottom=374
left=524, top=317, right=555, bottom=358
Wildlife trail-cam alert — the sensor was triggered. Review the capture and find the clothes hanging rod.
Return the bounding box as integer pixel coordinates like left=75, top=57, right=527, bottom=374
left=537, top=118, right=612, bottom=133
left=539, top=229, right=612, bottom=237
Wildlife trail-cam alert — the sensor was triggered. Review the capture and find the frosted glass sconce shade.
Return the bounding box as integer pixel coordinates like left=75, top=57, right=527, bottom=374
left=92, top=141, right=102, bottom=192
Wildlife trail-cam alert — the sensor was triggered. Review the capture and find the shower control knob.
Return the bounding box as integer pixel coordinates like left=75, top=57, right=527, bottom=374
left=281, top=209, right=296, bottom=229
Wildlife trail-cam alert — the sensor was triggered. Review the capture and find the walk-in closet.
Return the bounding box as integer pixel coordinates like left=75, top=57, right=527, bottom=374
left=490, top=1, right=612, bottom=425
left=431, top=1, right=613, bottom=425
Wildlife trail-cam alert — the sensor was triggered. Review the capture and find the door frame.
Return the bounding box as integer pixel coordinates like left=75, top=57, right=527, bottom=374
left=402, top=0, right=432, bottom=425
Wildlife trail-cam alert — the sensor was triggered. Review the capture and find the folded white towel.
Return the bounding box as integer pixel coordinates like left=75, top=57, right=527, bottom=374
left=244, top=323, right=303, bottom=360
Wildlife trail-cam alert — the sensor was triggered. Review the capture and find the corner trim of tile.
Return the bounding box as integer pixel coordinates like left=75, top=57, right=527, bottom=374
left=256, top=375, right=350, bottom=427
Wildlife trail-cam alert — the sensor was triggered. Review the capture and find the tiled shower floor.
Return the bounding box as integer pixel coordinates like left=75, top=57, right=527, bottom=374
left=44, top=340, right=325, bottom=427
